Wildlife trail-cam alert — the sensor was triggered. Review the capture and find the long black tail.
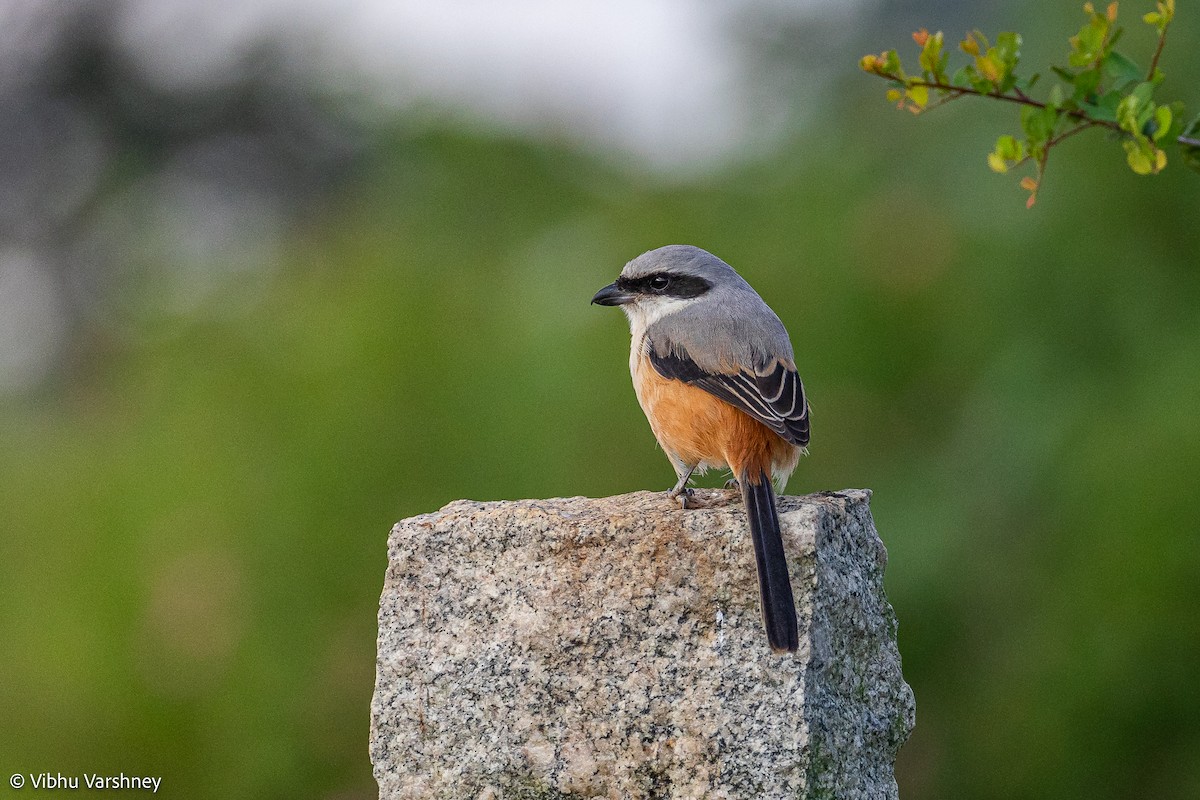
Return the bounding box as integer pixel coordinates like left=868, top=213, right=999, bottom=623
left=739, top=470, right=799, bottom=653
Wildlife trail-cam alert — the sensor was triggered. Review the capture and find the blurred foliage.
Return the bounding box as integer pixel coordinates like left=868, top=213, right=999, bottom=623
left=863, top=0, right=1200, bottom=206
left=2, top=2, right=1200, bottom=799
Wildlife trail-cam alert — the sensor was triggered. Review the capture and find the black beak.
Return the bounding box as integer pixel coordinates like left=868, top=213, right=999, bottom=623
left=591, top=281, right=633, bottom=306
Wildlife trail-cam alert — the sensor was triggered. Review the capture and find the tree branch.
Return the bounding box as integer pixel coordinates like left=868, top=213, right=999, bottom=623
left=887, top=75, right=1122, bottom=132
left=869, top=71, right=1199, bottom=150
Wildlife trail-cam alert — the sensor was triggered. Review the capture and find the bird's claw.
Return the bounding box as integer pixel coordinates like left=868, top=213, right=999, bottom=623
left=667, top=486, right=695, bottom=509
left=724, top=478, right=740, bottom=490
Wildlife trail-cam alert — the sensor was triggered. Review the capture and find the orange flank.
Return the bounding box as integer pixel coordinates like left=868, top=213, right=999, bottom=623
left=632, top=350, right=801, bottom=482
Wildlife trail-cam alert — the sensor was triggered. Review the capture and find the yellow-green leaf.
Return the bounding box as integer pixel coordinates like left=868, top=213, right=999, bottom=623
left=1124, top=140, right=1153, bottom=174
left=1153, top=106, right=1172, bottom=142
left=994, top=134, right=1023, bottom=161
left=977, top=55, right=1002, bottom=82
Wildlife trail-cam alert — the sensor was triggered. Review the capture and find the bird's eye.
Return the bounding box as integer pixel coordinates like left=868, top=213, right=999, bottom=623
left=650, top=275, right=670, bottom=291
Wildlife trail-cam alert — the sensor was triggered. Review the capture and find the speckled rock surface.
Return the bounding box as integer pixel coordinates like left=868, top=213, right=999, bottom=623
left=371, top=489, right=914, bottom=799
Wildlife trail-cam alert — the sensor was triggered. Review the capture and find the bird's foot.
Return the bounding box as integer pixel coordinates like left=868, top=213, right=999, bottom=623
left=724, top=478, right=740, bottom=490
left=666, top=486, right=695, bottom=509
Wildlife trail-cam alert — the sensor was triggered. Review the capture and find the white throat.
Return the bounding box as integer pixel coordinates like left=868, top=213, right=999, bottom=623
left=623, top=297, right=690, bottom=377
left=622, top=296, right=690, bottom=339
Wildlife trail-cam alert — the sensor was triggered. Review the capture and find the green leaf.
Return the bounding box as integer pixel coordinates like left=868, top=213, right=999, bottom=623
left=1150, top=106, right=1172, bottom=142
left=1117, top=97, right=1138, bottom=131
left=882, top=49, right=903, bottom=76
left=1021, top=105, right=1059, bottom=145
left=1051, top=66, right=1077, bottom=85
left=995, top=32, right=1022, bottom=68
left=1130, top=81, right=1155, bottom=106
left=1079, top=90, right=1122, bottom=123
left=996, top=134, right=1023, bottom=160
left=988, top=134, right=1026, bottom=173
left=918, top=30, right=945, bottom=77
left=1102, top=51, right=1143, bottom=90
left=1070, top=15, right=1109, bottom=66
left=950, top=65, right=973, bottom=88
left=965, top=66, right=994, bottom=94
left=1117, top=83, right=1156, bottom=133
left=1072, top=68, right=1103, bottom=101
left=1143, top=0, right=1174, bottom=33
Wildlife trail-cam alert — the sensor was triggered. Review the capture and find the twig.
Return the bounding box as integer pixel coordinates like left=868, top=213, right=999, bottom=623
left=1031, top=139, right=1052, bottom=205
left=1048, top=121, right=1100, bottom=148
left=921, top=90, right=970, bottom=113
left=1147, top=21, right=1170, bottom=79
left=1041, top=121, right=1099, bottom=155
left=1010, top=122, right=1098, bottom=169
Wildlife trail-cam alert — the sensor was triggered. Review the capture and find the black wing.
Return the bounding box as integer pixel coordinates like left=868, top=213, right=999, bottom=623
left=650, top=343, right=810, bottom=447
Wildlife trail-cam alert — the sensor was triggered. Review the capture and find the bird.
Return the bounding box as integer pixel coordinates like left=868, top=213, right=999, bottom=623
left=591, top=244, right=810, bottom=653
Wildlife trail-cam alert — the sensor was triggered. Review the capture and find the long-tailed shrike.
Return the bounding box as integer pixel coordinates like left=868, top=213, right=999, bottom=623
left=592, top=244, right=810, bottom=653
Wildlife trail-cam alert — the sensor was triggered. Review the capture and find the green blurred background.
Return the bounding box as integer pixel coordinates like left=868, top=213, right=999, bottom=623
left=1, top=1, right=1198, bottom=797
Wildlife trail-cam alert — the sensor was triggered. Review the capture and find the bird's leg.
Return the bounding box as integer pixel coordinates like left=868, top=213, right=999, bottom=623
left=666, top=463, right=698, bottom=509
